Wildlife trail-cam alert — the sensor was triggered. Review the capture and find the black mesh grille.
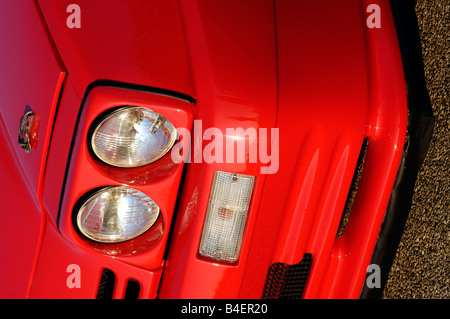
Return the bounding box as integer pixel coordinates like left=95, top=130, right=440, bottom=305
left=262, top=253, right=313, bottom=299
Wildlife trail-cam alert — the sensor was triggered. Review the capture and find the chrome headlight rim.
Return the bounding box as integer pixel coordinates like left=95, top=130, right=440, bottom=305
left=75, top=185, right=161, bottom=244
left=89, top=106, right=178, bottom=168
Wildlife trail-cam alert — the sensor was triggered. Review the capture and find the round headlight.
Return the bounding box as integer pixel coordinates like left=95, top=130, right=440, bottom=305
left=76, top=186, right=160, bottom=243
left=91, top=106, right=177, bottom=167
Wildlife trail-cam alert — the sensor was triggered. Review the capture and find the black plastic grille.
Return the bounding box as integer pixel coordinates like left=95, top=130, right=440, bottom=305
left=262, top=253, right=313, bottom=299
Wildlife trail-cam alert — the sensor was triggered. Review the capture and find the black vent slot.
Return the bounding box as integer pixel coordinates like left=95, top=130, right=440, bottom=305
left=336, top=137, right=369, bottom=238
left=96, top=269, right=115, bottom=299
left=124, top=279, right=141, bottom=299
left=262, top=253, right=313, bottom=299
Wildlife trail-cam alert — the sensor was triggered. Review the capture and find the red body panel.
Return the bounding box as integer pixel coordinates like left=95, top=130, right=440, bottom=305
left=37, top=0, right=195, bottom=98
left=30, top=219, right=162, bottom=298
left=0, top=117, right=42, bottom=298
left=0, top=0, right=407, bottom=299
left=159, top=0, right=406, bottom=299
left=0, top=1, right=65, bottom=298
left=158, top=0, right=278, bottom=298
left=0, top=1, right=65, bottom=195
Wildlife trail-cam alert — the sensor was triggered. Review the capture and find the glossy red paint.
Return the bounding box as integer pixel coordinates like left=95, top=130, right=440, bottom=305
left=0, top=1, right=65, bottom=298
left=244, top=0, right=407, bottom=299
left=43, top=78, right=82, bottom=226
left=29, top=218, right=162, bottom=298
left=0, top=117, right=42, bottom=298
left=158, top=0, right=278, bottom=298
left=37, top=0, right=195, bottom=99
left=309, top=0, right=407, bottom=298
left=1, top=0, right=408, bottom=299
left=159, top=0, right=406, bottom=299
left=0, top=0, right=66, bottom=196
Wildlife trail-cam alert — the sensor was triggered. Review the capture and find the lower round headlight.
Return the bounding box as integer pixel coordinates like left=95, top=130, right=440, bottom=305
left=76, top=186, right=160, bottom=243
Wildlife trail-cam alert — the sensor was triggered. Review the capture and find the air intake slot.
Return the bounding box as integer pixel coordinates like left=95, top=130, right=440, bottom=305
left=124, top=279, right=141, bottom=299
left=96, top=268, right=115, bottom=299
left=336, top=137, right=369, bottom=238
left=262, top=253, right=313, bottom=299
left=96, top=269, right=142, bottom=299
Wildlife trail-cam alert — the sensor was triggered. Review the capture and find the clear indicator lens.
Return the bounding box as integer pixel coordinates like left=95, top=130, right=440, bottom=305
left=76, top=186, right=160, bottom=243
left=91, top=106, right=177, bottom=167
left=199, top=171, right=255, bottom=263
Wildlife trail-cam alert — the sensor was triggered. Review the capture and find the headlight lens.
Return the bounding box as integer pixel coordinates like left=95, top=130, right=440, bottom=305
left=91, top=106, right=177, bottom=167
left=76, top=186, right=160, bottom=243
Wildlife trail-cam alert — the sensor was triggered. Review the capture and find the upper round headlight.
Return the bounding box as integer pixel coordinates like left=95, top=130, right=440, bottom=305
left=91, top=106, right=177, bottom=167
left=76, top=186, right=160, bottom=243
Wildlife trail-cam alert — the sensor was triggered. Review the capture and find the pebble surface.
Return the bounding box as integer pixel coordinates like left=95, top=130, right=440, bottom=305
left=382, top=0, right=449, bottom=299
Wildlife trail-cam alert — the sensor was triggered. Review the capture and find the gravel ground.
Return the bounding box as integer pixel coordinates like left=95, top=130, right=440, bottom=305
left=382, top=0, right=449, bottom=299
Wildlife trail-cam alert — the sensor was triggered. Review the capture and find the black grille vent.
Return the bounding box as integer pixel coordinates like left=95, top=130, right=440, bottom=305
left=97, top=269, right=115, bottom=299
left=336, top=137, right=369, bottom=238
left=262, top=253, right=313, bottom=299
left=124, top=279, right=141, bottom=299
left=96, top=268, right=141, bottom=299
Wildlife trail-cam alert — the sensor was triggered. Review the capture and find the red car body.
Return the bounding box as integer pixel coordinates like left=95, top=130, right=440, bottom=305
left=0, top=0, right=433, bottom=299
